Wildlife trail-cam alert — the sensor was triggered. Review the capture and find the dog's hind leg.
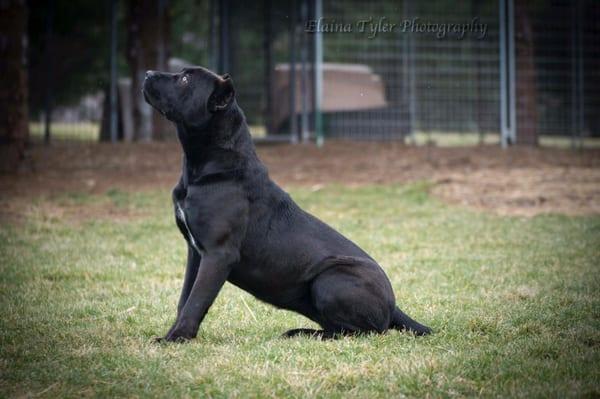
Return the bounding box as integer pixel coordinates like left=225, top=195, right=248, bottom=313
left=309, top=256, right=396, bottom=335
left=282, top=256, right=432, bottom=339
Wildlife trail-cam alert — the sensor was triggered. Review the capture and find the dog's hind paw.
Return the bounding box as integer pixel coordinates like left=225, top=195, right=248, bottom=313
left=282, top=328, right=340, bottom=339
left=152, top=336, right=168, bottom=344
left=283, top=328, right=320, bottom=337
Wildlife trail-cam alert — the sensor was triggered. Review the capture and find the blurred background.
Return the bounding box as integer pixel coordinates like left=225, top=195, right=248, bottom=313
left=1, top=0, right=599, bottom=217
left=1, top=0, right=600, bottom=153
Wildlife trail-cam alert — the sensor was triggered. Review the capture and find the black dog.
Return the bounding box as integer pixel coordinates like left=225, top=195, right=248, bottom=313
left=142, top=67, right=431, bottom=342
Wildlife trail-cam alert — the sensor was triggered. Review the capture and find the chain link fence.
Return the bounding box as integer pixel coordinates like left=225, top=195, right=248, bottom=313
left=29, top=0, right=600, bottom=147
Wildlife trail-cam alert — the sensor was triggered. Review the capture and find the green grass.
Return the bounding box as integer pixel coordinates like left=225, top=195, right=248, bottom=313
left=27, top=122, right=600, bottom=148
left=1, top=184, right=599, bottom=398
left=29, top=122, right=99, bottom=142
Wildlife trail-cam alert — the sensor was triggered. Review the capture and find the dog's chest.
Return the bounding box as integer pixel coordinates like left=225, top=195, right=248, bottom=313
left=174, top=197, right=202, bottom=255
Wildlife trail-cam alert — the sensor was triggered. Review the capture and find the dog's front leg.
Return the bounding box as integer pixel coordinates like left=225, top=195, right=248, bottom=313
left=160, top=245, right=200, bottom=340
left=161, top=251, right=234, bottom=342
left=176, top=246, right=201, bottom=315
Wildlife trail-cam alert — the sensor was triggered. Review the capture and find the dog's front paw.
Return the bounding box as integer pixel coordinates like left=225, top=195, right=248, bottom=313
left=155, top=323, right=196, bottom=343
left=154, top=332, right=193, bottom=344
left=153, top=335, right=180, bottom=344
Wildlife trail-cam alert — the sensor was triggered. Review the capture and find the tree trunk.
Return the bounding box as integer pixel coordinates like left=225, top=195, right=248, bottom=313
left=126, top=0, right=170, bottom=141
left=0, top=0, right=29, bottom=172
left=515, top=1, right=538, bottom=146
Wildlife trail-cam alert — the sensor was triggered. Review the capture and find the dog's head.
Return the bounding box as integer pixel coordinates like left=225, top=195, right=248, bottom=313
left=142, top=67, right=235, bottom=128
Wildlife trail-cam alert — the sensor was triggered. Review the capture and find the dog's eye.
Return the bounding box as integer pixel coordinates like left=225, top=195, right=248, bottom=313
left=181, top=75, right=189, bottom=85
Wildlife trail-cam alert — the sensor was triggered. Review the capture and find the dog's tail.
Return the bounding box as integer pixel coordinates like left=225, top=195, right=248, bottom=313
left=389, top=306, right=432, bottom=336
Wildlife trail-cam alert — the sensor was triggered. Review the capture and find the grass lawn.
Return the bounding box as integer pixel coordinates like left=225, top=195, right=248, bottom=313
left=29, top=122, right=99, bottom=142
left=27, top=122, right=600, bottom=149
left=1, top=184, right=599, bottom=397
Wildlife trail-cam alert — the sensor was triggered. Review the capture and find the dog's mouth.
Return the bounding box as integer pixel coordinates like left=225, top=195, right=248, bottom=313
left=142, top=86, right=167, bottom=117
left=142, top=88, right=152, bottom=106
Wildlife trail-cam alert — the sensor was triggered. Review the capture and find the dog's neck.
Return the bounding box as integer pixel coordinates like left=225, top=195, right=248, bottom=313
left=175, top=102, right=264, bottom=184
left=177, top=102, right=256, bottom=159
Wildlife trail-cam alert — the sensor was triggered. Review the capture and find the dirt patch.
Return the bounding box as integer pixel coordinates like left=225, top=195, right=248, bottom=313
left=2, top=200, right=147, bottom=226
left=1, top=140, right=599, bottom=222
left=432, top=167, right=600, bottom=216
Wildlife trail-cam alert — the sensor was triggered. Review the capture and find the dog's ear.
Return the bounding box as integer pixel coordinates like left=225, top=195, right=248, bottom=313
left=208, top=74, right=235, bottom=112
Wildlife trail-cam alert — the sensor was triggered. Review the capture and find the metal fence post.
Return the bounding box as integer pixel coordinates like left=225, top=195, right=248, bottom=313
left=508, top=0, right=516, bottom=145
left=499, top=0, right=516, bottom=147
left=299, top=0, right=309, bottom=143
left=43, top=0, right=55, bottom=145
left=570, top=0, right=584, bottom=149
left=403, top=0, right=416, bottom=144
left=313, top=0, right=323, bottom=147
left=208, top=0, right=217, bottom=71
left=289, top=0, right=298, bottom=143
left=264, top=0, right=274, bottom=136
left=109, top=0, right=119, bottom=143
left=218, top=0, right=230, bottom=74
